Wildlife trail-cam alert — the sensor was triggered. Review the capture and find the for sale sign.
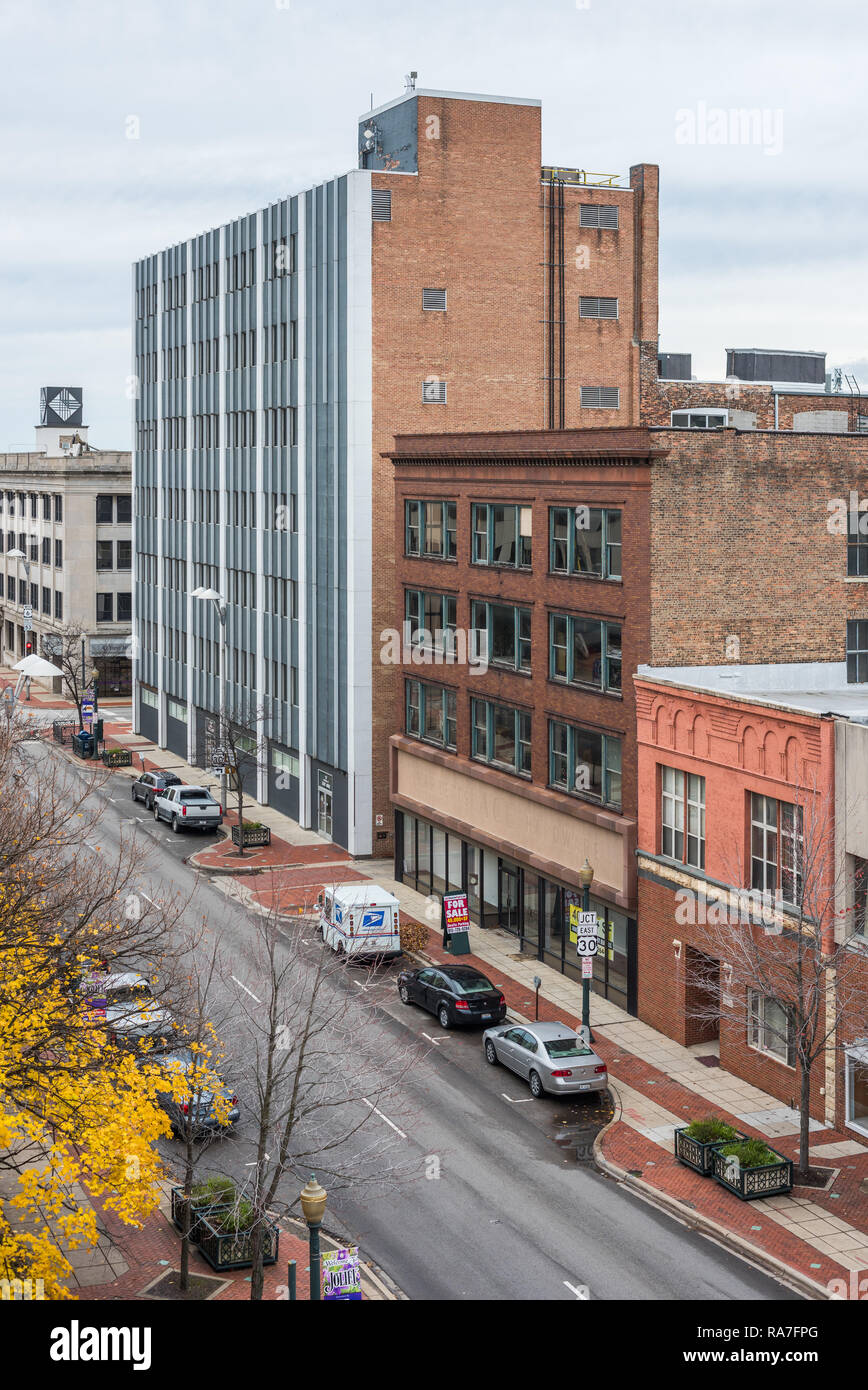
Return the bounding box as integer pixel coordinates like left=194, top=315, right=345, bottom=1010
left=443, top=892, right=470, bottom=934
left=322, top=1246, right=362, bottom=1301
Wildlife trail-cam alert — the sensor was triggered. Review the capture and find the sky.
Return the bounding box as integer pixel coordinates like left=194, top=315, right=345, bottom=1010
left=1, top=0, right=866, bottom=449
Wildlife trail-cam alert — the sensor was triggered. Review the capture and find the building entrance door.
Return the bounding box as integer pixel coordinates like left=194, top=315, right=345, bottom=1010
left=499, top=860, right=521, bottom=935
left=317, top=770, right=333, bottom=839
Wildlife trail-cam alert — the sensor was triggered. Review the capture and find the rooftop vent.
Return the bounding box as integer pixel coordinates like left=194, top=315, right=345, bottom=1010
left=725, top=349, right=825, bottom=386
left=658, top=353, right=692, bottom=381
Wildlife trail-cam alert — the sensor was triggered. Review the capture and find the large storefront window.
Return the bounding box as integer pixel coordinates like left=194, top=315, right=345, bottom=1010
left=845, top=1047, right=868, bottom=1137
left=395, top=811, right=636, bottom=1013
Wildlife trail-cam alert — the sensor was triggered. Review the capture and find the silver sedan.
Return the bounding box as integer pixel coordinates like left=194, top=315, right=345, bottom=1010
left=483, top=1020, right=608, bottom=1099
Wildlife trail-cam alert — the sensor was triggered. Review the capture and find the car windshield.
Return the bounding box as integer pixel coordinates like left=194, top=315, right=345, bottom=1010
left=544, top=1038, right=592, bottom=1059
left=180, top=791, right=210, bottom=802
left=110, top=984, right=154, bottom=1005
left=451, top=974, right=494, bottom=995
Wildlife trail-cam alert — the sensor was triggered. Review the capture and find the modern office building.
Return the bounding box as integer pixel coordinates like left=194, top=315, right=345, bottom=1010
left=132, top=84, right=659, bottom=854
left=0, top=389, right=132, bottom=694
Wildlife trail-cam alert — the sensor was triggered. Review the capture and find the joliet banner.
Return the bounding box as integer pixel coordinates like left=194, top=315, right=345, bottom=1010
left=322, top=1246, right=362, bottom=1300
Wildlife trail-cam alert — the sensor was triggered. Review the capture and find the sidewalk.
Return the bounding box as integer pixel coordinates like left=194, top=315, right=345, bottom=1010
left=42, top=695, right=868, bottom=1300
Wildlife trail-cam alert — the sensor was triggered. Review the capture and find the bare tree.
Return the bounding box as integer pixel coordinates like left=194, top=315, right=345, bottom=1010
left=230, top=908, right=420, bottom=1300
left=682, top=782, right=868, bottom=1182
left=42, top=622, right=91, bottom=722
left=219, top=712, right=268, bottom=858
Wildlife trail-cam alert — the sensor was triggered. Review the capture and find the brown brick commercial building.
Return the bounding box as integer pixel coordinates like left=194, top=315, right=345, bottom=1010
left=389, top=427, right=658, bottom=1011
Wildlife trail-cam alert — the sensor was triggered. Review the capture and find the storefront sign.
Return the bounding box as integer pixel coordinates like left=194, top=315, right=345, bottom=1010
left=322, top=1246, right=362, bottom=1301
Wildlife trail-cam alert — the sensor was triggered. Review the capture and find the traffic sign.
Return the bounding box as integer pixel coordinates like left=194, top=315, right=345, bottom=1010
left=573, top=910, right=599, bottom=956
left=81, top=699, right=94, bottom=720
left=581, top=956, right=594, bottom=978
left=23, top=619, right=32, bottom=632
left=23, top=606, right=32, bottom=619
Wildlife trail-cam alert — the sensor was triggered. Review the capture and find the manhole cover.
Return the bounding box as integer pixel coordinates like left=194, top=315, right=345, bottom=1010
left=695, top=1055, right=721, bottom=1068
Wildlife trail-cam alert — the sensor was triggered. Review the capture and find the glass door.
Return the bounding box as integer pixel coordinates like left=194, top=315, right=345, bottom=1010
left=499, top=860, right=521, bottom=936
left=317, top=770, right=333, bottom=838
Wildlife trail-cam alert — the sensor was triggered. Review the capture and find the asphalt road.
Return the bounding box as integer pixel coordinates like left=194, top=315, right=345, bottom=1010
left=25, top=737, right=804, bottom=1303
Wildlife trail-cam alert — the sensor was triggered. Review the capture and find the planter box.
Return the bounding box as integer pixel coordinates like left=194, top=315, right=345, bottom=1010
left=674, top=1126, right=747, bottom=1177
left=52, top=720, right=76, bottom=745
left=170, top=1187, right=234, bottom=1245
left=101, top=748, right=132, bottom=768
left=231, top=824, right=271, bottom=849
left=196, top=1214, right=280, bottom=1271
left=711, top=1145, right=793, bottom=1200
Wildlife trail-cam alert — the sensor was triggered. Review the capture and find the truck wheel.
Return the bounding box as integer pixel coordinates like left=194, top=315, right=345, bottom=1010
left=172, top=815, right=181, bottom=833
left=131, top=786, right=137, bottom=801
left=153, top=806, right=160, bottom=822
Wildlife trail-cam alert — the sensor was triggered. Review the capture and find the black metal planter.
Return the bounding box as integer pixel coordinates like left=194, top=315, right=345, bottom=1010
left=231, top=824, right=271, bottom=849
left=674, top=1127, right=747, bottom=1177
left=710, top=1146, right=793, bottom=1200
left=101, top=748, right=132, bottom=768
left=196, top=1215, right=280, bottom=1271
left=170, top=1187, right=234, bottom=1244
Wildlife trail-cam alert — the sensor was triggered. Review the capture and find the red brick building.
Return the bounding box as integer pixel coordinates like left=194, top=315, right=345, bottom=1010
left=389, top=427, right=659, bottom=1011
left=635, top=662, right=868, bottom=1134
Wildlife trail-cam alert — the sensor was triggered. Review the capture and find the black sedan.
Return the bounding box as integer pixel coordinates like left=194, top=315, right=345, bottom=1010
left=131, top=769, right=183, bottom=809
left=397, top=964, right=507, bottom=1030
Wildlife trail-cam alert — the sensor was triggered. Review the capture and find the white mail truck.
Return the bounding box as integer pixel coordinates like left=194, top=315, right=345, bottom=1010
left=319, top=884, right=402, bottom=961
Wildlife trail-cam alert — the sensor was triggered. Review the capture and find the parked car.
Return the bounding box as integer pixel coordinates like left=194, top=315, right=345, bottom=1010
left=153, top=784, right=222, bottom=833
left=131, top=770, right=183, bottom=809
left=397, top=963, right=506, bottom=1029
left=141, top=1047, right=240, bottom=1139
left=94, top=971, right=176, bottom=1050
left=483, top=1021, right=608, bottom=1099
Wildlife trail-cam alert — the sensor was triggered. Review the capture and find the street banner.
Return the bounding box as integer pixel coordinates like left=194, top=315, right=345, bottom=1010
left=442, top=891, right=471, bottom=955
left=81, top=970, right=108, bottom=1021
left=322, top=1246, right=362, bottom=1301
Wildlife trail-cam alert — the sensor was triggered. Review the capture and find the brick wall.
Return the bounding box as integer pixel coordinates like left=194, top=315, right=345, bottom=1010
left=367, top=93, right=659, bottom=854
left=649, top=428, right=868, bottom=666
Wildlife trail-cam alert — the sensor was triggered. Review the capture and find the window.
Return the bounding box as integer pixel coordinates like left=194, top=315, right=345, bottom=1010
left=471, top=699, right=531, bottom=777
left=41, top=586, right=50, bottom=615
left=96, top=540, right=113, bottom=570
left=579, top=296, right=618, bottom=319
left=404, top=589, right=457, bottom=653
left=581, top=386, right=620, bottom=409
left=671, top=410, right=728, bottom=429
left=853, top=856, right=868, bottom=937
left=54, top=591, right=62, bottom=620
left=55, top=539, right=62, bottom=568
left=471, top=504, right=532, bottom=568
left=96, top=495, right=113, bottom=523
left=116, top=495, right=132, bottom=523
left=405, top=680, right=457, bottom=750
left=404, top=500, right=456, bottom=559
left=847, top=619, right=868, bottom=683
left=41, top=537, right=50, bottom=566
left=117, top=592, right=132, bottom=622
left=751, top=795, right=803, bottom=905
left=422, top=288, right=447, bottom=311
left=748, top=990, right=795, bottom=1066
left=549, top=506, right=621, bottom=579
left=96, top=593, right=114, bottom=623
left=549, top=613, right=621, bottom=692
left=372, top=188, right=391, bottom=221
left=54, top=495, right=62, bottom=523
left=847, top=521, right=868, bottom=577
left=661, top=767, right=705, bottom=869
left=845, top=1046, right=868, bottom=1136
left=422, top=379, right=447, bottom=404
left=41, top=494, right=50, bottom=520
left=549, top=719, right=621, bottom=809
left=580, top=203, right=619, bottom=229
left=471, top=601, right=531, bottom=672
left=117, top=540, right=132, bottom=570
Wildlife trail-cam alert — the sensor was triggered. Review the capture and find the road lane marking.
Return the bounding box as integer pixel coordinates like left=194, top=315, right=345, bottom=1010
left=564, top=1281, right=590, bottom=1299
left=231, top=975, right=262, bottom=1004
left=502, top=1094, right=533, bottom=1103
left=84, top=840, right=101, bottom=852
left=421, top=1032, right=450, bottom=1046
left=361, top=1099, right=407, bottom=1139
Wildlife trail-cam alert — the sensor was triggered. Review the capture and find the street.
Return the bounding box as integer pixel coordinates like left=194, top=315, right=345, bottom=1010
left=29, top=737, right=804, bottom=1303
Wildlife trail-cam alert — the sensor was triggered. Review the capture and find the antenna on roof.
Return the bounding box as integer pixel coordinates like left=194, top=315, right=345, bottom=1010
left=404, top=71, right=417, bottom=92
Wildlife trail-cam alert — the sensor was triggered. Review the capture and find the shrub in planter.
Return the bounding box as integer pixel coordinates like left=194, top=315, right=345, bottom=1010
left=231, top=821, right=271, bottom=848
left=171, top=1175, right=236, bottom=1241
left=400, top=920, right=429, bottom=955
left=197, top=1202, right=280, bottom=1271
left=101, top=747, right=132, bottom=768
left=674, top=1116, right=745, bottom=1176
left=712, top=1138, right=793, bottom=1200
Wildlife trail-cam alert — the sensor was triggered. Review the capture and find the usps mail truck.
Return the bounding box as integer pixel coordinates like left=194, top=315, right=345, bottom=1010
left=319, top=884, right=402, bottom=961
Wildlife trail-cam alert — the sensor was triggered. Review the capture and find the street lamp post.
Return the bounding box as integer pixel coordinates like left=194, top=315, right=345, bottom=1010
left=299, top=1175, right=327, bottom=1301
left=7, top=549, right=33, bottom=698
left=191, top=587, right=228, bottom=811
left=579, top=857, right=595, bottom=1044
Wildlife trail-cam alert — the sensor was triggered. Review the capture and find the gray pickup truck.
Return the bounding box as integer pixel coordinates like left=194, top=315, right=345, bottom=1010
left=153, top=784, right=223, bottom=833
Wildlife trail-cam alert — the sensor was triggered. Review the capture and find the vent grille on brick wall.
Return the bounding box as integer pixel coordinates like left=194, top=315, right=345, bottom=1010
left=581, top=386, right=620, bottom=409
left=422, top=288, right=447, bottom=311
left=422, top=379, right=447, bottom=404
left=580, top=204, right=619, bottom=229
left=371, top=188, right=392, bottom=221
left=580, top=296, right=619, bottom=320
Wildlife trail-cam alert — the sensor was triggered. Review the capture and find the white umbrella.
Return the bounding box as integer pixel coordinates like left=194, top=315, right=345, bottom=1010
left=13, top=654, right=63, bottom=678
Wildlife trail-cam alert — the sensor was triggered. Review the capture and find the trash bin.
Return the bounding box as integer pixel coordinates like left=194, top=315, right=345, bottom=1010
left=72, top=731, right=94, bottom=759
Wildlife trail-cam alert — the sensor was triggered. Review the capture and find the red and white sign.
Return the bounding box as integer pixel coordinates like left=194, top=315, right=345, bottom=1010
left=443, top=892, right=470, bottom=934
left=581, top=956, right=593, bottom=979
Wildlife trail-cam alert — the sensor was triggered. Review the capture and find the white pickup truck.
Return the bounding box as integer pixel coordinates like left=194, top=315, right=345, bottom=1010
left=153, top=784, right=223, bottom=833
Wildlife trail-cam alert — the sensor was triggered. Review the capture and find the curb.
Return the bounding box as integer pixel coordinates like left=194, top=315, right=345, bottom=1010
left=592, top=1104, right=833, bottom=1302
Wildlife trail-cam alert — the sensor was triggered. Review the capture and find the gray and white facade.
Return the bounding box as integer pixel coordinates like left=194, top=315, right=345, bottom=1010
left=133, top=172, right=373, bottom=852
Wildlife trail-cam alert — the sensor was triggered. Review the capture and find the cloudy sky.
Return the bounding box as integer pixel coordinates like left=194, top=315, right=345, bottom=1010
left=1, top=0, right=866, bottom=449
